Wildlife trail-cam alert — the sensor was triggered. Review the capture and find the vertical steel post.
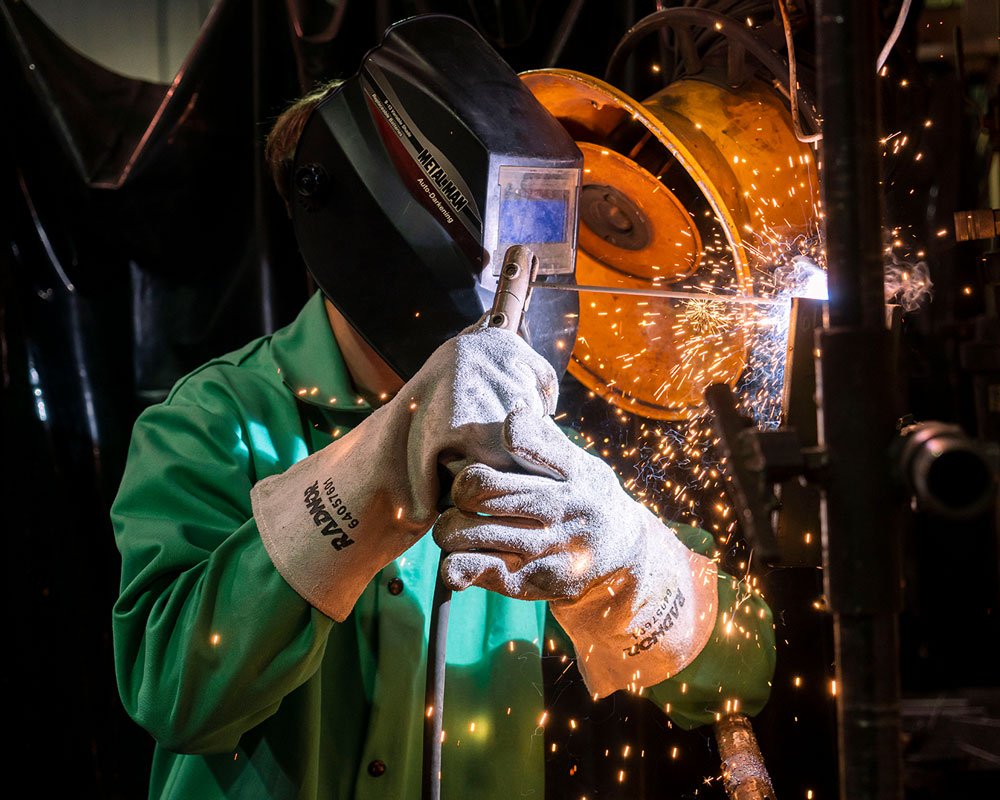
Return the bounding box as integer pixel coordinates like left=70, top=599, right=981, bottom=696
left=814, top=3, right=904, bottom=799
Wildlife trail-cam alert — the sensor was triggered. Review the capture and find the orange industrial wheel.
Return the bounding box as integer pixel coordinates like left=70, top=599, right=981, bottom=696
left=523, top=69, right=819, bottom=420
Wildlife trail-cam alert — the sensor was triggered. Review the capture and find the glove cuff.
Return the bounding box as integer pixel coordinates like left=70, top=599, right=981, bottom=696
left=251, top=418, right=424, bottom=621
left=552, top=521, right=719, bottom=698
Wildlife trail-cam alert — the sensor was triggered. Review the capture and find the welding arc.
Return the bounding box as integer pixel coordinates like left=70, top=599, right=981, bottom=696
left=529, top=282, right=785, bottom=306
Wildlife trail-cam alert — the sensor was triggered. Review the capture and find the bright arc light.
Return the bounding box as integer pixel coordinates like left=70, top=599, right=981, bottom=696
left=797, top=265, right=829, bottom=300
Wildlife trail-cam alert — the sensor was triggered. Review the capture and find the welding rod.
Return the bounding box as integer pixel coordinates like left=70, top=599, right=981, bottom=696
left=529, top=282, right=785, bottom=306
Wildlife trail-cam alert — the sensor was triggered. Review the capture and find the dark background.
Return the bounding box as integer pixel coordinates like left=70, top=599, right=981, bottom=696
left=2, top=1, right=997, bottom=797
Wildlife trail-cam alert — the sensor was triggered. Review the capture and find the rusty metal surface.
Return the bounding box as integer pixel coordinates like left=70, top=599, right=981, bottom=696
left=714, top=713, right=777, bottom=800
left=953, top=209, right=1000, bottom=242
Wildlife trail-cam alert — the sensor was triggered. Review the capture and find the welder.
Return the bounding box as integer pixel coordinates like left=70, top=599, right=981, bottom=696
left=111, top=16, right=774, bottom=799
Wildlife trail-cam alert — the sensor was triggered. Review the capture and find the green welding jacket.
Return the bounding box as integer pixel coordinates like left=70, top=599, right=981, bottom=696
left=112, top=290, right=775, bottom=800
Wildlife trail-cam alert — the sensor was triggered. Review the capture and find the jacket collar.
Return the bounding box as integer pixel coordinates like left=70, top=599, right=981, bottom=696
left=270, top=291, right=372, bottom=413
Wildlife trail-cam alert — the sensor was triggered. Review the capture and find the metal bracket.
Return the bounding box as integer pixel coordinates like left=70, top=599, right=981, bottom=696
left=705, top=383, right=825, bottom=565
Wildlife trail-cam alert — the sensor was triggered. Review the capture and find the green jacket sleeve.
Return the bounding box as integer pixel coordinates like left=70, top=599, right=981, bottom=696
left=111, top=377, right=334, bottom=755
left=642, top=524, right=776, bottom=728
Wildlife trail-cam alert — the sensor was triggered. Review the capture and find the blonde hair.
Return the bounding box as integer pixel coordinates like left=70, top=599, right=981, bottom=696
left=265, top=79, right=343, bottom=209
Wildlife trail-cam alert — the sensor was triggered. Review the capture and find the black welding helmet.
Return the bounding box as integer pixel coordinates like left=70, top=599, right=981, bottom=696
left=291, top=14, right=582, bottom=380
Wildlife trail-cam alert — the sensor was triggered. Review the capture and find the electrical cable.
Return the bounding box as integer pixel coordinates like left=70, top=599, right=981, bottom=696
left=287, top=0, right=350, bottom=44
left=608, top=1, right=915, bottom=146
left=604, top=8, right=822, bottom=134
left=776, top=0, right=822, bottom=144
left=543, top=0, right=586, bottom=67
left=877, top=0, right=913, bottom=73
left=464, top=0, right=544, bottom=49
left=778, top=0, right=913, bottom=143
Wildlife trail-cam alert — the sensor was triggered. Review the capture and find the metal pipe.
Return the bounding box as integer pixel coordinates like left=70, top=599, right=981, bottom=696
left=815, top=3, right=886, bottom=331
left=714, top=714, right=776, bottom=800
left=814, top=4, right=904, bottom=800
left=816, top=331, right=902, bottom=800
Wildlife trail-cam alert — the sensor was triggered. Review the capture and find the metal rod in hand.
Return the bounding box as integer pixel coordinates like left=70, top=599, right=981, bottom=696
left=421, top=245, right=538, bottom=800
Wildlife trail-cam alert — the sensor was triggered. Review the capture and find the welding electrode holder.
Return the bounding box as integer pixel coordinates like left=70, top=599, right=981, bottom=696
left=489, top=245, right=539, bottom=333
left=423, top=245, right=539, bottom=800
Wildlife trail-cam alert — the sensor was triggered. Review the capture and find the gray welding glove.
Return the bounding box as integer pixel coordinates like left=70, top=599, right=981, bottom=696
left=251, top=325, right=558, bottom=621
left=434, top=406, right=718, bottom=698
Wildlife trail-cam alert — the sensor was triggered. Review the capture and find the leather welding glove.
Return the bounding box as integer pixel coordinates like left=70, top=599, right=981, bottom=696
left=251, top=325, right=558, bottom=622
left=434, top=405, right=718, bottom=698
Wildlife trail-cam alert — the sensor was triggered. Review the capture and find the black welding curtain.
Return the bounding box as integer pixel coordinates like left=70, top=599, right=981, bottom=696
left=1, top=1, right=307, bottom=794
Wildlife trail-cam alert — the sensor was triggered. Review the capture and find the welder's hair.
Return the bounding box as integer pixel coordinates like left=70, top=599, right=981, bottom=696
left=266, top=79, right=343, bottom=210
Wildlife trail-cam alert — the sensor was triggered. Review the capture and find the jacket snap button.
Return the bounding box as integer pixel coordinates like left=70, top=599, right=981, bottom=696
left=367, top=759, right=387, bottom=777
left=387, top=578, right=404, bottom=595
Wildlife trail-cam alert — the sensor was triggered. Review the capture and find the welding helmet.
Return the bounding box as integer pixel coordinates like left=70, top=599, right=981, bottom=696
left=291, top=14, right=583, bottom=380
